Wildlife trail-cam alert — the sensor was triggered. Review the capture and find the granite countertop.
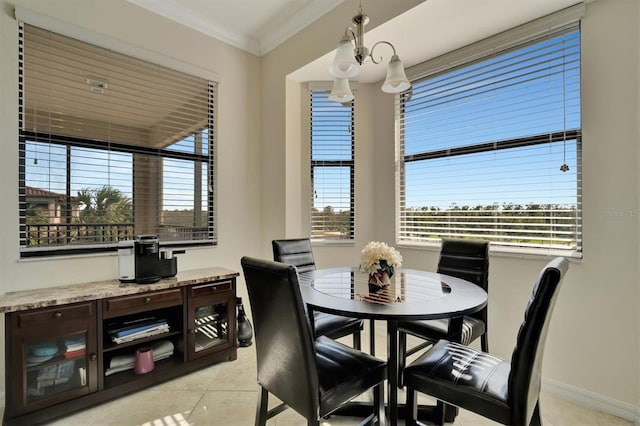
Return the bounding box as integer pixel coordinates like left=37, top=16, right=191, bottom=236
left=0, top=267, right=240, bottom=314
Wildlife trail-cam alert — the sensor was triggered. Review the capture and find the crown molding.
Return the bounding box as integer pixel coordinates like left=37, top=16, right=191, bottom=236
left=127, top=0, right=343, bottom=56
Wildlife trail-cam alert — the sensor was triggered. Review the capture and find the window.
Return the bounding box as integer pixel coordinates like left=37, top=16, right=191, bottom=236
left=398, top=21, right=582, bottom=257
left=310, top=89, right=354, bottom=240
left=19, top=24, right=216, bottom=256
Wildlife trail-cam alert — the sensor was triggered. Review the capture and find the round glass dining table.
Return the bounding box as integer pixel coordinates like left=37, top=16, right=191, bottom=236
left=299, top=267, right=487, bottom=426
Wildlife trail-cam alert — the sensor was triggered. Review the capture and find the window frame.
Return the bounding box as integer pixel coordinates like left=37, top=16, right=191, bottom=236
left=309, top=88, right=355, bottom=242
left=17, top=23, right=217, bottom=258
left=396, top=13, right=583, bottom=258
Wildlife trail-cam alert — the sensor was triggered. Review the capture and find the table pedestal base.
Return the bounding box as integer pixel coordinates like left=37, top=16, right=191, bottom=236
left=330, top=401, right=456, bottom=425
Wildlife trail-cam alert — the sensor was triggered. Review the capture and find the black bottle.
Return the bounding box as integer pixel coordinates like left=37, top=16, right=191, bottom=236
left=236, top=297, right=253, bottom=347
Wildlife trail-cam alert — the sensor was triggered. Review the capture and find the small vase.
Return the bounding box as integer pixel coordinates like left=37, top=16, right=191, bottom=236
left=134, top=347, right=154, bottom=374
left=368, top=270, right=391, bottom=287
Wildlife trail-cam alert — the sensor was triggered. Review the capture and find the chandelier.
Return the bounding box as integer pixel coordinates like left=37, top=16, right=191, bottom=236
left=328, top=1, right=411, bottom=102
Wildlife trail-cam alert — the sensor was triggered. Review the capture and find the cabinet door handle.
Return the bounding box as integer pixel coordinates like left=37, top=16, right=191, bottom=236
left=89, top=353, right=97, bottom=361
left=143, top=297, right=151, bottom=304
left=188, top=329, right=195, bottom=335
left=53, top=312, right=63, bottom=319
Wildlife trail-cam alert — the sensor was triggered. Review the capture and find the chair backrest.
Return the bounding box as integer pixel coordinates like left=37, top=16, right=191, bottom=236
left=437, top=239, right=490, bottom=322
left=508, top=257, right=568, bottom=425
left=437, top=239, right=490, bottom=290
left=272, top=238, right=316, bottom=274
left=240, top=256, right=319, bottom=420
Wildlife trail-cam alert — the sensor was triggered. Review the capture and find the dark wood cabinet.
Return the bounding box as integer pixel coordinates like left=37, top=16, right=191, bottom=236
left=186, top=280, right=236, bottom=360
left=3, top=274, right=237, bottom=425
left=5, top=302, right=98, bottom=418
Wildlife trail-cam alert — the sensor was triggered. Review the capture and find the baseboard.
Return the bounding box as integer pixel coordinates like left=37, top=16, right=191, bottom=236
left=543, top=378, right=640, bottom=424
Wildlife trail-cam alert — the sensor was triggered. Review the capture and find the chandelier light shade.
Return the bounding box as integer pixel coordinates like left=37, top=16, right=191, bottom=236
left=381, top=55, right=411, bottom=93
left=328, top=0, right=411, bottom=101
left=329, top=35, right=360, bottom=78
left=328, top=78, right=355, bottom=102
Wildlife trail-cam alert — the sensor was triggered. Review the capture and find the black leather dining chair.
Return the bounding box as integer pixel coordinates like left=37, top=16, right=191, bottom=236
left=241, top=256, right=387, bottom=426
left=403, top=257, right=568, bottom=426
left=398, top=239, right=489, bottom=386
left=272, top=238, right=365, bottom=350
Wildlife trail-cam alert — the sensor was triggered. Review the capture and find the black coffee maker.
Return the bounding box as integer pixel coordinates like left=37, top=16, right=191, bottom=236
left=118, top=235, right=179, bottom=284
left=134, top=235, right=162, bottom=284
left=120, top=234, right=178, bottom=284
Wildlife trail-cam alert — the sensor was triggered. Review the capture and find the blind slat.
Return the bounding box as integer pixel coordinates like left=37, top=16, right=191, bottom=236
left=310, top=89, right=354, bottom=241
left=398, top=22, right=582, bottom=257
left=19, top=23, right=216, bottom=256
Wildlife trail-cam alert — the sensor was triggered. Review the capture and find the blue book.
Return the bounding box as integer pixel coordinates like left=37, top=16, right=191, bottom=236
left=111, top=320, right=167, bottom=338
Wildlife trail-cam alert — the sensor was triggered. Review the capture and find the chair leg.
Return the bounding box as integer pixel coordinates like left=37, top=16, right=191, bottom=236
left=398, top=331, right=406, bottom=388
left=255, top=386, right=268, bottom=426
left=481, top=332, right=489, bottom=353
left=434, top=400, right=446, bottom=426
left=529, top=400, right=542, bottom=426
left=405, top=386, right=418, bottom=426
left=373, top=382, right=386, bottom=425
left=370, top=319, right=376, bottom=356
left=354, top=330, right=362, bottom=350
left=444, top=403, right=458, bottom=423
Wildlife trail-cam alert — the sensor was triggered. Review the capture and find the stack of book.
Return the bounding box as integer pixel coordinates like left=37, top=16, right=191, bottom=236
left=105, top=340, right=174, bottom=376
left=109, top=318, right=169, bottom=344
left=64, top=335, right=86, bottom=359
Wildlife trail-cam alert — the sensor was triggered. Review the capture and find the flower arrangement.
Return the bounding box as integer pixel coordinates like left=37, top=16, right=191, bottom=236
left=359, top=241, right=403, bottom=285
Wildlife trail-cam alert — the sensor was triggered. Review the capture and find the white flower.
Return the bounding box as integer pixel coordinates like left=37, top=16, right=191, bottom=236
left=359, top=241, right=403, bottom=275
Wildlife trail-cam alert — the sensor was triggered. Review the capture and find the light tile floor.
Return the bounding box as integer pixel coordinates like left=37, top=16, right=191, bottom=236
left=2, top=326, right=633, bottom=426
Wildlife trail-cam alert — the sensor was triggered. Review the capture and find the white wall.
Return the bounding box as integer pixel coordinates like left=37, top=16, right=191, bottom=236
left=274, top=0, right=640, bottom=419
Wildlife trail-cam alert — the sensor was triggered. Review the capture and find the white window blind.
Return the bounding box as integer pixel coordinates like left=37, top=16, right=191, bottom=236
left=19, top=23, right=216, bottom=256
left=310, top=89, right=354, bottom=240
left=398, top=22, right=582, bottom=257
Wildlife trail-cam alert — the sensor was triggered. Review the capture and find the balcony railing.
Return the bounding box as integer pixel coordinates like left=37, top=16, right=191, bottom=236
left=156, top=225, right=209, bottom=242
left=24, top=223, right=135, bottom=247
left=23, top=223, right=210, bottom=247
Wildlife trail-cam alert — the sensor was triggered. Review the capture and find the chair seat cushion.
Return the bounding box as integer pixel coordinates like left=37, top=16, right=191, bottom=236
left=399, top=316, right=485, bottom=345
left=403, top=340, right=511, bottom=424
left=315, top=336, right=387, bottom=416
left=314, top=312, right=364, bottom=340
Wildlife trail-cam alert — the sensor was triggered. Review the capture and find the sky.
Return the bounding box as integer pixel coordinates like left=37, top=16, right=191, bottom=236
left=311, top=28, right=580, bottom=212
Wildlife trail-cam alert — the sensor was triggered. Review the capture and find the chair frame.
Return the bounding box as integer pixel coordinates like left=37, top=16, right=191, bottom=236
left=404, top=257, right=568, bottom=426
left=272, top=238, right=367, bottom=351
left=398, top=239, right=490, bottom=388
left=241, top=256, right=387, bottom=426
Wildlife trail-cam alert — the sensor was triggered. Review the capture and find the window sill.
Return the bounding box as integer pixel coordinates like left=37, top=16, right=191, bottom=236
left=311, top=240, right=355, bottom=247
left=396, top=241, right=582, bottom=262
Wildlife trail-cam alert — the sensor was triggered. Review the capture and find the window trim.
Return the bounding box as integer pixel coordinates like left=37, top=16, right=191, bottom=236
left=309, top=87, right=355, bottom=241
left=404, top=3, right=585, bottom=83
left=18, top=23, right=217, bottom=257
left=396, top=13, right=583, bottom=258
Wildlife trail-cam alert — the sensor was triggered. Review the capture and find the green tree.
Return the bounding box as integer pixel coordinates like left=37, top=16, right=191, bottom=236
left=25, top=203, right=49, bottom=224
left=73, top=186, right=132, bottom=224
left=73, top=186, right=133, bottom=243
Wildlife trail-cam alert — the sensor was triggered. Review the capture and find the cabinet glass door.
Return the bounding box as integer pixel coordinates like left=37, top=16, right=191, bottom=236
left=193, top=303, right=229, bottom=353
left=24, top=331, right=89, bottom=404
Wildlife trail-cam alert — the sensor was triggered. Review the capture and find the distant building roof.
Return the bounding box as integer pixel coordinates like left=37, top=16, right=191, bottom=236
left=25, top=186, right=67, bottom=200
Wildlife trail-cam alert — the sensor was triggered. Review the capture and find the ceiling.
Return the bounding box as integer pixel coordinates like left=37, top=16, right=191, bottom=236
left=128, top=0, right=583, bottom=84
left=127, top=0, right=345, bottom=56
